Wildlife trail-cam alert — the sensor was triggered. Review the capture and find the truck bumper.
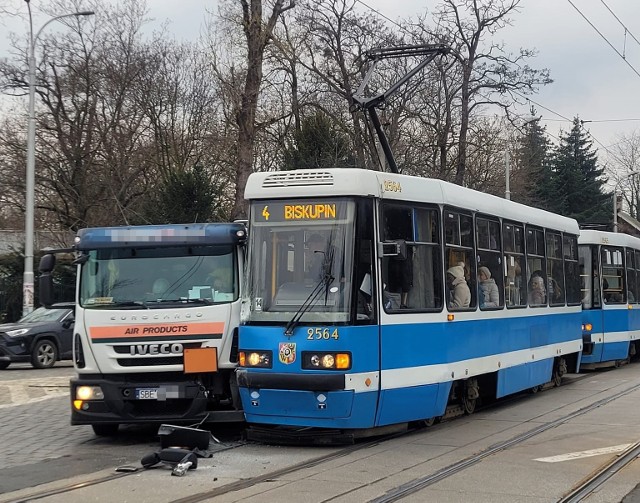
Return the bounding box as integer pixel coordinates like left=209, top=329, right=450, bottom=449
left=70, top=374, right=245, bottom=425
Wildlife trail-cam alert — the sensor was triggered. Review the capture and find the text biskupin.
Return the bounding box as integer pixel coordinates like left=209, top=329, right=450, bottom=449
left=284, top=204, right=336, bottom=220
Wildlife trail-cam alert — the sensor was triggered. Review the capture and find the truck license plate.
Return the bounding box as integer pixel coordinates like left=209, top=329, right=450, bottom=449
left=135, top=388, right=158, bottom=400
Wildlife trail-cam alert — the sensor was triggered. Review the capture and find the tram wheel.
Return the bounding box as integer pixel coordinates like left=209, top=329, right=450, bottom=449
left=423, top=417, right=436, bottom=427
left=552, top=357, right=567, bottom=387
left=529, top=385, right=542, bottom=394
left=461, top=395, right=477, bottom=414
left=461, top=377, right=479, bottom=415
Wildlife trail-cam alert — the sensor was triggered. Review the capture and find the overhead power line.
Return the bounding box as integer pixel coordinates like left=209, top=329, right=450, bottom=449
left=354, top=0, right=618, bottom=154
left=599, top=0, right=640, bottom=50
left=566, top=0, right=640, bottom=80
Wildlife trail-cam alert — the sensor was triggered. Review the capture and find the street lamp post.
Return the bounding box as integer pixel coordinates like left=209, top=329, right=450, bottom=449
left=22, top=2, right=94, bottom=316
left=613, top=171, right=638, bottom=233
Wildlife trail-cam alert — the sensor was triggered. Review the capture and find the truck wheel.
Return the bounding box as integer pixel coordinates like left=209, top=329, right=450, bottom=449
left=92, top=424, right=119, bottom=436
left=0, top=361, right=10, bottom=370
left=31, top=339, right=58, bottom=369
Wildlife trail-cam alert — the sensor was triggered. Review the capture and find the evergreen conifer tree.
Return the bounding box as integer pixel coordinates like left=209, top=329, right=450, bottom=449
left=283, top=112, right=356, bottom=171
left=548, top=118, right=610, bottom=226
left=515, top=115, right=553, bottom=207
left=140, top=165, right=223, bottom=224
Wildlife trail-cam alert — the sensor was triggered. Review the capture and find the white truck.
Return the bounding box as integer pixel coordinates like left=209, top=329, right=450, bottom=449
left=39, top=223, right=246, bottom=435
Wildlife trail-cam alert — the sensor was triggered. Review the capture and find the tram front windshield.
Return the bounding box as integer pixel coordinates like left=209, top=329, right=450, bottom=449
left=247, top=199, right=355, bottom=323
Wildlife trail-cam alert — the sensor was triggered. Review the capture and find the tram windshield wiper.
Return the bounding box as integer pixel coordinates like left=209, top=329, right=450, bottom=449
left=284, top=266, right=335, bottom=337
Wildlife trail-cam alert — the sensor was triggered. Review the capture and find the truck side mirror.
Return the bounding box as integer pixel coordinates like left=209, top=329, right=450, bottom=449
left=38, top=254, right=56, bottom=308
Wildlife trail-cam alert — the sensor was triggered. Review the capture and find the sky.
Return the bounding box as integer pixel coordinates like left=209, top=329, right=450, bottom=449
left=1, top=0, right=639, bottom=175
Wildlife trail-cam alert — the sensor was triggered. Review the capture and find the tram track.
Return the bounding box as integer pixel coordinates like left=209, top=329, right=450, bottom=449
left=1, top=442, right=245, bottom=503
left=365, top=380, right=640, bottom=503
left=1, top=373, right=631, bottom=503
left=558, top=440, right=640, bottom=503
left=169, top=376, right=640, bottom=503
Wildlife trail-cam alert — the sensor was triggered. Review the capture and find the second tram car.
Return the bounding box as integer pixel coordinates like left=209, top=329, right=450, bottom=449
left=579, top=230, right=640, bottom=368
left=237, top=168, right=583, bottom=437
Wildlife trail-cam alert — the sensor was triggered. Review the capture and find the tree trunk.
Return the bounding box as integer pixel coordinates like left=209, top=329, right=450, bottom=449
left=231, top=0, right=294, bottom=221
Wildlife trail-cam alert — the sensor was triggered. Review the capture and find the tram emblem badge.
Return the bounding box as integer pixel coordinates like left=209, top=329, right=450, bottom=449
left=279, top=342, right=296, bottom=364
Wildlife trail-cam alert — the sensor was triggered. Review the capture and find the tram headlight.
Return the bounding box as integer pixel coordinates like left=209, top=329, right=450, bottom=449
left=321, top=354, right=335, bottom=368
left=239, top=350, right=272, bottom=368
left=302, top=352, right=351, bottom=370
left=582, top=323, right=593, bottom=332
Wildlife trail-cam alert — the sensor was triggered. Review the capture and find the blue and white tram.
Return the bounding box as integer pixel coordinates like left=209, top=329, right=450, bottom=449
left=237, top=168, right=583, bottom=436
left=579, top=230, right=640, bottom=368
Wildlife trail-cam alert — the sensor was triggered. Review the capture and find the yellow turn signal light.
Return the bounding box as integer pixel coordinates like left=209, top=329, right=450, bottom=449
left=336, top=353, right=350, bottom=369
left=447, top=314, right=455, bottom=321
left=582, top=323, right=593, bottom=332
left=73, top=400, right=83, bottom=410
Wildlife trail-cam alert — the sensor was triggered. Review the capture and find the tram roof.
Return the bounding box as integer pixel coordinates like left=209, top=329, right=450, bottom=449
left=579, top=229, right=640, bottom=249
left=245, top=168, right=579, bottom=234
left=75, top=222, right=247, bottom=250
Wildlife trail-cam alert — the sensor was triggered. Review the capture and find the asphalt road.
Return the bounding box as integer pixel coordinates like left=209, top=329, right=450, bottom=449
left=0, top=362, right=161, bottom=494
left=0, top=361, right=245, bottom=495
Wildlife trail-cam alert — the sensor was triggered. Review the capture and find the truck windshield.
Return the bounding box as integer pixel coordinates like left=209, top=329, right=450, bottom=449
left=78, top=245, right=237, bottom=308
left=246, top=198, right=355, bottom=323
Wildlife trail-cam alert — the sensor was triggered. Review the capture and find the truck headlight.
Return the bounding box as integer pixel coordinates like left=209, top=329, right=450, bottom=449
left=76, top=386, right=104, bottom=400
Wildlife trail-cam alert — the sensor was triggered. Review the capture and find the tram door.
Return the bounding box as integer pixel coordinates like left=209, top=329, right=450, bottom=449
left=579, top=245, right=604, bottom=362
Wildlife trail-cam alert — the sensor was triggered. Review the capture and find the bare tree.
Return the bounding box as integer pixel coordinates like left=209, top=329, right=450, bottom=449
left=435, top=0, right=551, bottom=185
left=229, top=0, right=295, bottom=220
left=610, top=131, right=640, bottom=219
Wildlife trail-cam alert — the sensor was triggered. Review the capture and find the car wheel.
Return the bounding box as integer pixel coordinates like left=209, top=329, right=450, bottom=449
left=92, top=424, right=119, bottom=436
left=31, top=339, right=58, bottom=369
left=0, top=361, right=10, bottom=370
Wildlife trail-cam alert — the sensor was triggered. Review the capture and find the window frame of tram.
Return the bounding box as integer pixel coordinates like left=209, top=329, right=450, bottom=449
left=563, top=234, right=581, bottom=306
left=475, top=214, right=504, bottom=310
left=525, top=225, right=547, bottom=307
left=626, top=248, right=639, bottom=304
left=579, top=245, right=601, bottom=310
left=444, top=207, right=476, bottom=311
left=546, top=231, right=565, bottom=306
left=354, top=198, right=376, bottom=324
left=503, top=221, right=526, bottom=309
left=380, top=202, right=442, bottom=313
left=601, top=246, right=626, bottom=304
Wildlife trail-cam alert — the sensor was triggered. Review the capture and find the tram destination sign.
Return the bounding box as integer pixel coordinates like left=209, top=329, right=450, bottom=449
left=254, top=199, right=347, bottom=223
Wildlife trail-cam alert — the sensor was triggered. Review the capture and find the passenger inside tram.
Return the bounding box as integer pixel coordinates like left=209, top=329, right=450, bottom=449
left=446, top=265, right=471, bottom=309
left=528, top=273, right=546, bottom=305
left=478, top=266, right=499, bottom=308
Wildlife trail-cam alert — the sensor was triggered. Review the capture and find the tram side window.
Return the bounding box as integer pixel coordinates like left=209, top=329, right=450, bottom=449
left=627, top=249, right=638, bottom=304
left=634, top=250, right=640, bottom=303
left=563, top=235, right=581, bottom=305
left=526, top=226, right=546, bottom=307
left=381, top=204, right=442, bottom=312
left=445, top=208, right=474, bottom=310
left=503, top=222, right=526, bottom=308
left=476, top=216, right=503, bottom=309
left=546, top=232, right=565, bottom=306
left=602, top=246, right=625, bottom=304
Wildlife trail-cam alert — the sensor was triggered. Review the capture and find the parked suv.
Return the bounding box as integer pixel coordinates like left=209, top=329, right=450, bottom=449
left=0, top=303, right=74, bottom=369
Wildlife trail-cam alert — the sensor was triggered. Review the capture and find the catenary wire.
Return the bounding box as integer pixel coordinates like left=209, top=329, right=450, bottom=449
left=599, top=0, right=640, bottom=49
left=354, top=0, right=622, bottom=154
left=566, top=0, right=640, bottom=80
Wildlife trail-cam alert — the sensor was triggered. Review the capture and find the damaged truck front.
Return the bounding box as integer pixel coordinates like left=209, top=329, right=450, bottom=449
left=39, top=223, right=247, bottom=436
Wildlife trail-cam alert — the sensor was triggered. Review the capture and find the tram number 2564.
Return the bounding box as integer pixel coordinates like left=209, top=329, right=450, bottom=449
left=307, top=328, right=339, bottom=340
